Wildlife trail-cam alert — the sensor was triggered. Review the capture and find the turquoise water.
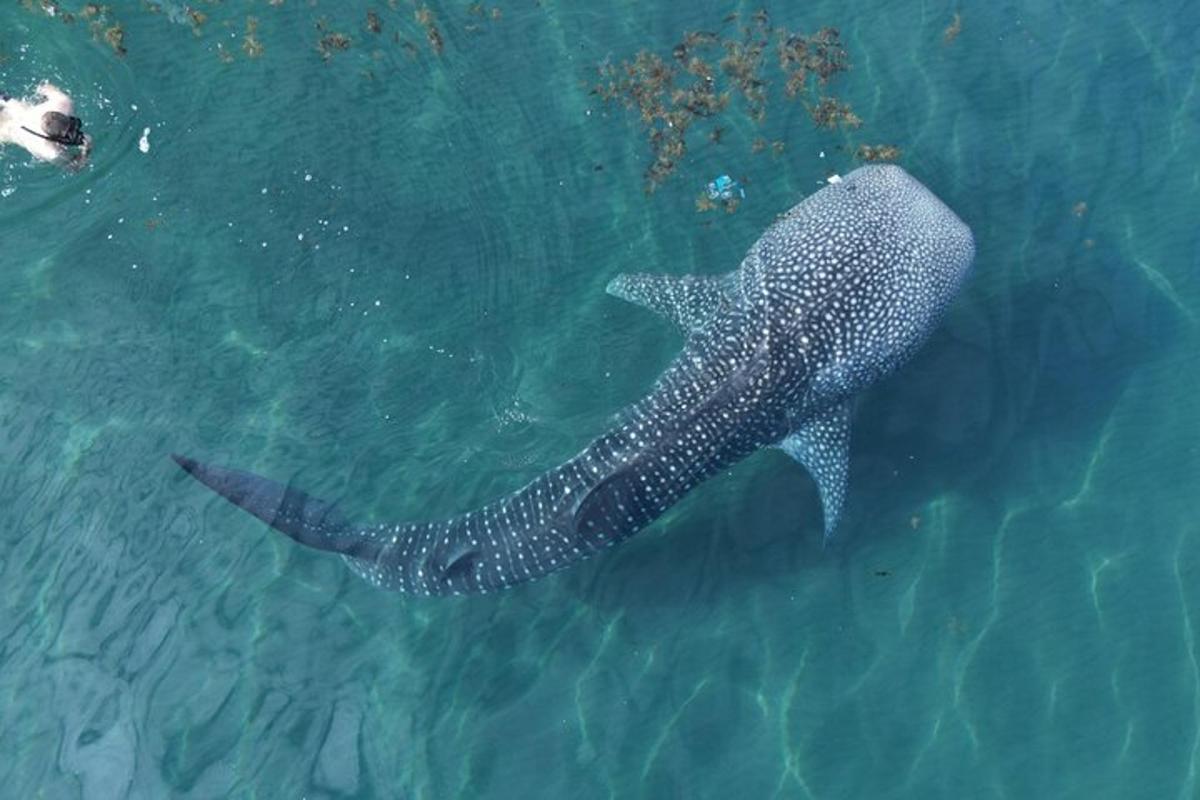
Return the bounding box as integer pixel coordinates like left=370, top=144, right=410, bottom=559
left=1, top=1, right=1197, bottom=797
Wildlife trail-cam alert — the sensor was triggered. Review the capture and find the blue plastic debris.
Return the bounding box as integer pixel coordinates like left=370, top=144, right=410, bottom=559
left=705, top=174, right=745, bottom=202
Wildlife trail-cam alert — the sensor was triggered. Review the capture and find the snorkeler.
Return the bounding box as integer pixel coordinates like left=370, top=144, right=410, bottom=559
left=0, top=82, right=92, bottom=170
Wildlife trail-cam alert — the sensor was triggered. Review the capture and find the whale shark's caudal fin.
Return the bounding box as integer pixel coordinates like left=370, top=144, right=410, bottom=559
left=777, top=401, right=852, bottom=543
left=606, top=272, right=739, bottom=333
left=170, top=455, right=383, bottom=560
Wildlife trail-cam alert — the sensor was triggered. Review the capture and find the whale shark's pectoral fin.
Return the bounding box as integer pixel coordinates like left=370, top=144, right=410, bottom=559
left=606, top=272, right=737, bottom=333
left=171, top=454, right=381, bottom=559
left=778, top=401, right=852, bottom=543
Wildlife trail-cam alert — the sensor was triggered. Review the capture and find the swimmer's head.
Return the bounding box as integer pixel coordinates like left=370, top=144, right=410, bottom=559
left=40, top=111, right=86, bottom=147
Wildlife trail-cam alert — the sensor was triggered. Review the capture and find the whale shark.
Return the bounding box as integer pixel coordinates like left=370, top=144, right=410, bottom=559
left=174, top=164, right=975, bottom=596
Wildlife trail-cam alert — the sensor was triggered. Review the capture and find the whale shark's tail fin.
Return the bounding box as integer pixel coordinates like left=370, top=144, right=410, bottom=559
left=171, top=455, right=384, bottom=560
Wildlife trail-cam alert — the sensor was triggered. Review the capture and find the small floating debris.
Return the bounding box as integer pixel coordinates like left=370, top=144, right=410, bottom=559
left=698, top=175, right=745, bottom=213
left=1072, top=200, right=1088, bottom=217
left=706, top=174, right=744, bottom=201
left=138, top=127, right=150, bottom=153
left=366, top=10, right=383, bottom=34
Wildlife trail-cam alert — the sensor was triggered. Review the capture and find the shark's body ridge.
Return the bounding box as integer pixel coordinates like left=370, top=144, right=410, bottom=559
left=176, top=165, right=975, bottom=595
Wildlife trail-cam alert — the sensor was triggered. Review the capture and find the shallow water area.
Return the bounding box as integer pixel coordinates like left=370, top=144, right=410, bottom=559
left=1, top=1, right=1198, bottom=798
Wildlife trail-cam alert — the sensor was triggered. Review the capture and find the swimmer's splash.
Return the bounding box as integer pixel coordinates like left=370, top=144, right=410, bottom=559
left=0, top=82, right=92, bottom=169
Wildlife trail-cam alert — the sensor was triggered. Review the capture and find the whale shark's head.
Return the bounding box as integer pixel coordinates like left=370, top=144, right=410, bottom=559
left=751, top=164, right=975, bottom=401
left=839, top=163, right=975, bottom=297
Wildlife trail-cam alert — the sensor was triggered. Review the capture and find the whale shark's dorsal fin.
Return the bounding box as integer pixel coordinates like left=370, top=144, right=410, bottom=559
left=778, top=401, right=852, bottom=543
left=606, top=272, right=738, bottom=333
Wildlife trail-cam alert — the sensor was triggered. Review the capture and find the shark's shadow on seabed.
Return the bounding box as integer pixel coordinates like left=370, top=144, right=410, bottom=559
left=570, top=244, right=1175, bottom=616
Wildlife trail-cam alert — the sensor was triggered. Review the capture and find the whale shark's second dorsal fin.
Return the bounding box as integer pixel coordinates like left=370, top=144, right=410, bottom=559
left=778, top=400, right=852, bottom=543
left=606, top=272, right=738, bottom=334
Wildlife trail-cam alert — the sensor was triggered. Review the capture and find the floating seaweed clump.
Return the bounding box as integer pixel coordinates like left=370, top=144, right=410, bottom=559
left=593, top=14, right=860, bottom=191
left=100, top=24, right=125, bottom=56
left=943, top=13, right=962, bottom=45
left=316, top=19, right=352, bottom=61
left=243, top=17, right=264, bottom=58
left=807, top=96, right=861, bottom=130
left=187, top=8, right=207, bottom=36
left=86, top=3, right=127, bottom=56
left=467, top=3, right=502, bottom=21
left=23, top=0, right=509, bottom=65
left=21, top=0, right=59, bottom=16
left=24, top=0, right=76, bottom=22
left=719, top=13, right=771, bottom=121
left=855, top=143, right=901, bottom=162
left=20, top=1, right=128, bottom=55
left=778, top=26, right=848, bottom=96
left=415, top=6, right=444, bottom=54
